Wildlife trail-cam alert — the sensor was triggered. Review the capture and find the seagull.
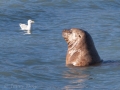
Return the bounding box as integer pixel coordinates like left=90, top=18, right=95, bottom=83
left=19, top=19, right=34, bottom=34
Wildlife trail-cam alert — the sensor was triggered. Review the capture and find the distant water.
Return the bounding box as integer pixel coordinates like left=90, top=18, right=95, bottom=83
left=0, top=0, right=120, bottom=90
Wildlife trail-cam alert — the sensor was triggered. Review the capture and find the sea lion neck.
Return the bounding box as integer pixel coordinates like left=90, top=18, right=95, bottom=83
left=68, top=39, right=80, bottom=51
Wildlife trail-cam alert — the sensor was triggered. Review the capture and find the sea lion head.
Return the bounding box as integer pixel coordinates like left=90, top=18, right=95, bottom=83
left=62, top=28, right=84, bottom=46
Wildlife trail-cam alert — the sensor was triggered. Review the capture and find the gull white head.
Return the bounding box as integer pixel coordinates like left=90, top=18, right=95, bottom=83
left=28, top=19, right=34, bottom=24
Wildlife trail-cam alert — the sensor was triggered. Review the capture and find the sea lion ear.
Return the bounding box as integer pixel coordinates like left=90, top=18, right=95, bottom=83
left=79, top=35, right=81, bottom=38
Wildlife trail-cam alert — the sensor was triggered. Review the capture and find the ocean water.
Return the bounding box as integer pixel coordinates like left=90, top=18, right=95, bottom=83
left=0, top=0, right=120, bottom=90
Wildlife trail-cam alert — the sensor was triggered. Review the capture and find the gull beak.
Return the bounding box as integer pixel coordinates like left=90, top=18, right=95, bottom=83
left=32, top=20, right=35, bottom=23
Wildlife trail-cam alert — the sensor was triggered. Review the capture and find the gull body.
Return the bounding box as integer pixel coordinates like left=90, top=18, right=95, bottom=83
left=19, top=19, right=34, bottom=34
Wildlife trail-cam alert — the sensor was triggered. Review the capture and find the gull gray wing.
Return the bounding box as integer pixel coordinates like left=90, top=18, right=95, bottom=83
left=19, top=23, right=28, bottom=30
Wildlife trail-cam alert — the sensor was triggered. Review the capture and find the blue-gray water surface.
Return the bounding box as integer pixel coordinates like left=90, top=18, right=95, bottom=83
left=0, top=0, right=120, bottom=90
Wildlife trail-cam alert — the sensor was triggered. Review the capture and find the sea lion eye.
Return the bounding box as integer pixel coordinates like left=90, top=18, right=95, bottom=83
left=69, top=30, right=72, bottom=33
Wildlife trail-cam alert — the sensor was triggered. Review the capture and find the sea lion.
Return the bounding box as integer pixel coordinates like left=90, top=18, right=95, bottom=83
left=62, top=28, right=102, bottom=66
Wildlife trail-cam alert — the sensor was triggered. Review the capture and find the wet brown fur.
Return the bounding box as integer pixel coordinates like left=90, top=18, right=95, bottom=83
left=62, top=28, right=102, bottom=66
